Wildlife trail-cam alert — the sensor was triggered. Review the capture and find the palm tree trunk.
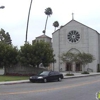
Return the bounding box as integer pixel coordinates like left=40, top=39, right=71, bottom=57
left=54, top=27, right=56, bottom=32
left=44, top=15, right=48, bottom=35
left=25, top=0, right=33, bottom=43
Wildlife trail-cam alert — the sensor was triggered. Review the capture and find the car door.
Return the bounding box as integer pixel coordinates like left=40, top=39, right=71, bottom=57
left=54, top=72, right=59, bottom=79
left=49, top=71, right=56, bottom=81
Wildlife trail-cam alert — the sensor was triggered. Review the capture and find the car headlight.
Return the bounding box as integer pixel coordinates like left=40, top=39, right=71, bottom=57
left=37, top=77, right=43, bottom=79
left=30, top=77, right=32, bottom=79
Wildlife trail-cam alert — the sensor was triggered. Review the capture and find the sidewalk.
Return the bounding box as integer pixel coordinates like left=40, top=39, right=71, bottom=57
left=62, top=72, right=100, bottom=79
left=0, top=72, right=100, bottom=85
left=0, top=80, right=29, bottom=85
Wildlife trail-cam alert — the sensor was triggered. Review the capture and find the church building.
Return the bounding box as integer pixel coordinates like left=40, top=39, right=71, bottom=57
left=52, top=19, right=100, bottom=72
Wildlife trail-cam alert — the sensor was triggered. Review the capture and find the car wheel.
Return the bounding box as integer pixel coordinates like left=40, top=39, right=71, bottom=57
left=30, top=80, right=34, bottom=83
left=58, top=77, right=62, bottom=81
left=43, top=79, right=47, bottom=83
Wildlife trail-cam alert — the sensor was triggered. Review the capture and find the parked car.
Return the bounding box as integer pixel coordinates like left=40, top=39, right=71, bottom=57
left=29, top=71, right=64, bottom=83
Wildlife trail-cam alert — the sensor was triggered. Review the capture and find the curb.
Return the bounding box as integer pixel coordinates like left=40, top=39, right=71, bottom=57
left=0, top=74, right=100, bottom=85
left=64, top=73, right=100, bottom=79
left=0, top=80, right=29, bottom=85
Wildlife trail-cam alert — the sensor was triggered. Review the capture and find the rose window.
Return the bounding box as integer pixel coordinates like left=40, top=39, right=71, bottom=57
left=67, top=30, right=80, bottom=43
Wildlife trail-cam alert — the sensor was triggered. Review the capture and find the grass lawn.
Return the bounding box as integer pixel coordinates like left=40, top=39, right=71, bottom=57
left=0, top=75, right=29, bottom=82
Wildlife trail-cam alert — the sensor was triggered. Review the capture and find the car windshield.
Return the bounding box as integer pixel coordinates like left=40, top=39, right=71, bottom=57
left=39, top=71, right=50, bottom=76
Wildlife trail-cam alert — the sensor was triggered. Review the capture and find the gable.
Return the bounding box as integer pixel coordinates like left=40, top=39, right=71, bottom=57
left=52, top=20, right=99, bottom=35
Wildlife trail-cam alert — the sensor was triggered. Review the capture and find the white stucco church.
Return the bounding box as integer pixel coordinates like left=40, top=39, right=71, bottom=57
left=52, top=19, right=100, bottom=72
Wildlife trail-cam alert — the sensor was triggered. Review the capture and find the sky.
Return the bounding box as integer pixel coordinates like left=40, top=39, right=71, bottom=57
left=0, top=0, right=100, bottom=48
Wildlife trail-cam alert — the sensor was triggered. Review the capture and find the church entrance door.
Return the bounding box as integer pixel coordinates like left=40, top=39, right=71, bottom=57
left=75, top=63, right=82, bottom=71
left=66, top=63, right=72, bottom=71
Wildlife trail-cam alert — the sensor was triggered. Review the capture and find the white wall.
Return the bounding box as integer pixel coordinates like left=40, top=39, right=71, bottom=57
left=52, top=30, right=60, bottom=71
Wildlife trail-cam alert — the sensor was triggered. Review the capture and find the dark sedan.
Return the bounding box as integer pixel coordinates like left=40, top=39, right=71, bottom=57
left=29, top=71, right=64, bottom=83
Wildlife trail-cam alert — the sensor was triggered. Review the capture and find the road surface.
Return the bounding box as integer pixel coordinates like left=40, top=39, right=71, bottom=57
left=0, top=75, right=100, bottom=100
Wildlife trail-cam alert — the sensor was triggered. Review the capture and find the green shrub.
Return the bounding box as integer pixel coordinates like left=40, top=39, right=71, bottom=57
left=65, top=73, right=74, bottom=76
left=81, top=71, right=89, bottom=74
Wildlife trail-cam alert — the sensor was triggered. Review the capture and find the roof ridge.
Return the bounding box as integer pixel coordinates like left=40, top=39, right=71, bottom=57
left=36, top=34, right=52, bottom=39
left=52, top=19, right=99, bottom=35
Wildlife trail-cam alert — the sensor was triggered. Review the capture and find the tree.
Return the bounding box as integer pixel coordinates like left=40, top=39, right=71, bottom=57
left=60, top=52, right=75, bottom=63
left=60, top=52, right=75, bottom=73
left=3, top=45, right=18, bottom=67
left=0, top=28, right=12, bottom=45
left=60, top=52, right=95, bottom=72
left=53, top=21, right=59, bottom=31
left=18, top=43, right=36, bottom=67
left=5, top=32, right=12, bottom=45
left=18, top=41, right=55, bottom=69
left=76, top=52, right=95, bottom=72
left=0, top=42, right=18, bottom=74
left=0, top=42, right=6, bottom=68
left=32, top=40, right=55, bottom=68
left=43, top=7, right=53, bottom=35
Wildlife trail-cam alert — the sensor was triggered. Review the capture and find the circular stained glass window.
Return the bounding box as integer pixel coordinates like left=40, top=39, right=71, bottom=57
left=67, top=30, right=80, bottom=43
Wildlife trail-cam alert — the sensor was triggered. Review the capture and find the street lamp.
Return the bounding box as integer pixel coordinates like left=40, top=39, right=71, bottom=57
left=25, top=0, right=33, bottom=43
left=0, top=6, right=5, bottom=9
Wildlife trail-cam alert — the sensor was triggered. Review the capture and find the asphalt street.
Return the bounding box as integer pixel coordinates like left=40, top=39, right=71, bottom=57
left=0, top=75, right=100, bottom=100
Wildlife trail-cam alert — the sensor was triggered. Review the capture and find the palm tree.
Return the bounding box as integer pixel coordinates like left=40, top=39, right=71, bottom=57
left=53, top=21, right=59, bottom=31
left=43, top=7, right=53, bottom=35
left=25, top=0, right=33, bottom=43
